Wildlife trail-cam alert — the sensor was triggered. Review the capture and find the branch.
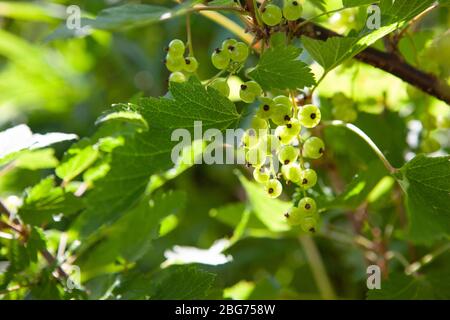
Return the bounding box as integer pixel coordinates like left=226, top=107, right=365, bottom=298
left=295, top=20, right=450, bottom=105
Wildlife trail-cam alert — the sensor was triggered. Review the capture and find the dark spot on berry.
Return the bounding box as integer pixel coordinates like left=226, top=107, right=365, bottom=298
left=215, top=48, right=221, bottom=53
left=305, top=203, right=311, bottom=210
left=310, top=113, right=316, bottom=119
left=284, top=213, right=290, bottom=218
left=241, top=84, right=248, bottom=90
left=302, top=178, right=308, bottom=185
left=163, top=59, right=167, bottom=64
left=319, top=148, right=324, bottom=154
left=284, top=115, right=291, bottom=121
left=228, top=45, right=235, bottom=51
left=263, top=105, right=270, bottom=111
left=309, top=227, right=316, bottom=233
left=164, top=47, right=169, bottom=52
left=268, top=188, right=274, bottom=194
left=293, top=1, right=298, bottom=5
left=278, top=136, right=282, bottom=141
left=287, top=123, right=292, bottom=129
left=262, top=8, right=266, bottom=13
left=284, top=160, right=290, bottom=165
left=185, top=58, right=191, bottom=64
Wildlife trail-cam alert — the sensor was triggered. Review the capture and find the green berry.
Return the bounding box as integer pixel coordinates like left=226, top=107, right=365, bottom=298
left=259, top=134, right=280, bottom=156
left=283, top=0, right=303, bottom=21
left=300, top=217, right=318, bottom=233
left=183, top=56, right=199, bottom=73
left=281, top=163, right=302, bottom=183
left=240, top=81, right=262, bottom=103
left=246, top=146, right=267, bottom=167
left=222, top=38, right=237, bottom=51
left=256, top=97, right=274, bottom=119
left=285, top=207, right=302, bottom=226
left=253, top=166, right=270, bottom=184
left=275, top=125, right=295, bottom=145
left=298, top=197, right=317, bottom=214
left=299, top=168, right=317, bottom=189
left=209, top=78, right=230, bottom=97
left=302, top=136, right=325, bottom=159
left=265, top=179, right=283, bottom=198
left=241, top=130, right=259, bottom=149
left=229, top=42, right=249, bottom=62
left=251, top=116, right=268, bottom=131
left=168, top=39, right=185, bottom=56
left=278, top=145, right=299, bottom=165
left=298, top=104, right=321, bottom=128
left=165, top=53, right=185, bottom=72
left=169, top=72, right=186, bottom=83
left=285, top=118, right=301, bottom=137
left=271, top=103, right=292, bottom=125
left=211, top=48, right=230, bottom=70
left=273, top=95, right=292, bottom=108
left=261, top=4, right=283, bottom=26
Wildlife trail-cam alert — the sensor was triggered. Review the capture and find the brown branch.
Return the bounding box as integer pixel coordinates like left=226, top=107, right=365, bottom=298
left=294, top=20, right=450, bottom=105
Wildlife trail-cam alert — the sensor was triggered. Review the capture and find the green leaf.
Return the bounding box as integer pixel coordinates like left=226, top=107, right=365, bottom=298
left=116, top=265, right=216, bottom=300
left=302, top=0, right=436, bottom=75
left=238, top=173, right=291, bottom=232
left=13, top=148, right=58, bottom=170
left=74, top=77, right=240, bottom=237
left=47, top=3, right=193, bottom=41
left=79, top=191, right=186, bottom=273
left=18, top=176, right=83, bottom=226
left=247, top=45, right=316, bottom=91
left=343, top=0, right=378, bottom=7
left=309, top=0, right=327, bottom=11
left=56, top=141, right=100, bottom=183
left=367, top=268, right=450, bottom=299
left=396, top=155, right=450, bottom=243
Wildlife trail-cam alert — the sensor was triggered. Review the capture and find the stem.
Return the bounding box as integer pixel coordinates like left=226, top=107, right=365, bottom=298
left=294, top=7, right=347, bottom=33
left=186, top=13, right=194, bottom=56
left=190, top=4, right=247, bottom=14
left=299, top=235, right=337, bottom=300
left=324, top=120, right=397, bottom=174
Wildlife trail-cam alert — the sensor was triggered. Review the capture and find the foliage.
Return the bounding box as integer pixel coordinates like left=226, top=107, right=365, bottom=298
left=0, top=0, right=449, bottom=301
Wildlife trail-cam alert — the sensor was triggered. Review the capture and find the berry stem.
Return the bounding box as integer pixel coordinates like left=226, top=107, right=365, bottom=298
left=324, top=120, right=397, bottom=174
left=299, top=235, right=337, bottom=300
left=186, top=13, right=194, bottom=56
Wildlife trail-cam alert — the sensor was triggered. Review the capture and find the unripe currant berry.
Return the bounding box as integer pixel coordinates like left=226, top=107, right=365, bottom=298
left=229, top=42, right=249, bottom=62
left=165, top=53, right=185, bottom=72
left=283, top=0, right=303, bottom=21
left=278, top=145, right=299, bottom=165
left=168, top=39, right=185, bottom=56
left=281, top=163, right=302, bottom=183
left=259, top=134, right=281, bottom=156
left=241, top=130, right=259, bottom=149
left=240, top=81, right=262, bottom=103
left=256, top=97, right=275, bottom=119
left=261, top=4, right=283, bottom=26
left=169, top=72, right=186, bottom=83
left=273, top=95, right=292, bottom=108
left=251, top=116, right=268, bottom=131
left=183, top=56, right=199, bottom=73
left=246, top=146, right=267, bottom=167
left=298, top=104, right=321, bottom=128
left=271, top=103, right=292, bottom=126
left=209, top=78, right=230, bottom=97
left=298, top=197, right=317, bottom=214
left=265, top=179, right=283, bottom=198
left=211, top=48, right=230, bottom=70
left=285, top=206, right=302, bottom=226
left=302, top=136, right=325, bottom=159
left=275, top=125, right=295, bottom=145
left=222, top=38, right=237, bottom=52
left=253, top=166, right=270, bottom=184
left=285, top=118, right=301, bottom=137
left=299, top=168, right=317, bottom=189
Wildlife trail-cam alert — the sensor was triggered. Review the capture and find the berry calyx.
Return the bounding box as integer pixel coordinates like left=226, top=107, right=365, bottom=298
left=278, top=145, right=299, bottom=165
left=183, top=56, right=199, bottom=73
left=265, top=179, right=283, bottom=198
left=298, top=104, right=321, bottom=128
left=299, top=168, right=317, bottom=189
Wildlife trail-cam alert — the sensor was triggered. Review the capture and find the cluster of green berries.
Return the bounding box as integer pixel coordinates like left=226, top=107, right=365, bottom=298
left=261, top=0, right=303, bottom=26
left=240, top=90, right=325, bottom=232
left=164, top=39, right=199, bottom=83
